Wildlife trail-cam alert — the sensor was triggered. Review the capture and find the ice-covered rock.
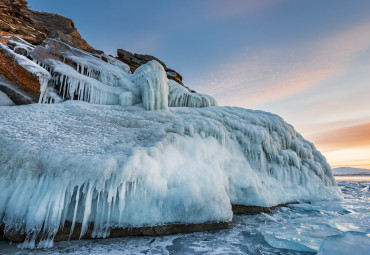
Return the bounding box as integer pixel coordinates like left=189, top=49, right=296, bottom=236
left=0, top=42, right=51, bottom=98
left=131, top=60, right=169, bottom=110
left=0, top=101, right=341, bottom=248
left=168, top=80, right=217, bottom=108
left=1, top=38, right=216, bottom=110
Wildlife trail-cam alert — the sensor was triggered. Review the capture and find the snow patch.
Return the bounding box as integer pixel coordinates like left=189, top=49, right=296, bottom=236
left=0, top=90, right=15, bottom=106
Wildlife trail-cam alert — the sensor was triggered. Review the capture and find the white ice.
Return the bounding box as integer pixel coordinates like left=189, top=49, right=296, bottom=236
left=131, top=60, right=169, bottom=110
left=0, top=101, right=341, bottom=248
left=168, top=80, right=217, bottom=108
left=258, top=180, right=370, bottom=253
left=0, top=90, right=15, bottom=106
left=15, top=39, right=215, bottom=110
left=0, top=179, right=366, bottom=254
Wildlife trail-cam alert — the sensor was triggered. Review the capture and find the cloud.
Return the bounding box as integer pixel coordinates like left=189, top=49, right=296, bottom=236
left=200, top=18, right=370, bottom=109
left=308, top=122, right=370, bottom=152
left=324, top=147, right=370, bottom=170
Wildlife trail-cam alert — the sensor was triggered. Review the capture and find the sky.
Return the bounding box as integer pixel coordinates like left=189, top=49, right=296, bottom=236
left=28, top=0, right=370, bottom=169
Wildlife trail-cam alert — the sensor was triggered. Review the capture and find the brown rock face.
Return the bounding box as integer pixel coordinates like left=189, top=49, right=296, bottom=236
left=0, top=45, right=41, bottom=98
left=0, top=0, right=92, bottom=50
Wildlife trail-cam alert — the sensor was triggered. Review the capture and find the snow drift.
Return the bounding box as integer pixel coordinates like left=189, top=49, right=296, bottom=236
left=0, top=38, right=341, bottom=248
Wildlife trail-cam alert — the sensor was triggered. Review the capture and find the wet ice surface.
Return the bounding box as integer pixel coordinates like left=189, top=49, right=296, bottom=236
left=1, top=179, right=369, bottom=254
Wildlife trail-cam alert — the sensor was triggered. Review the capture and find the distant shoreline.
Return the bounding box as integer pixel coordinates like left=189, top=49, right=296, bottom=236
left=334, top=174, right=370, bottom=176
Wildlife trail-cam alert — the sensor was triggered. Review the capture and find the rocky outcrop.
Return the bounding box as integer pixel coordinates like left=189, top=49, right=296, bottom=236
left=0, top=44, right=42, bottom=98
left=117, top=49, right=192, bottom=91
left=0, top=0, right=92, bottom=50
left=0, top=74, right=37, bottom=104
left=2, top=221, right=229, bottom=242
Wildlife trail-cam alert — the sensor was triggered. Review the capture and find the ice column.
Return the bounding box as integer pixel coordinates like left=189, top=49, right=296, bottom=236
left=131, top=60, right=169, bottom=110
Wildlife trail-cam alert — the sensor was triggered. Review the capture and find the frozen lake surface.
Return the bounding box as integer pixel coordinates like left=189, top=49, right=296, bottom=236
left=1, top=177, right=369, bottom=254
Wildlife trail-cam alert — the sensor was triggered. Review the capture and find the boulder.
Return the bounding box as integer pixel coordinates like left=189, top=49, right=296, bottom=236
left=0, top=46, right=42, bottom=98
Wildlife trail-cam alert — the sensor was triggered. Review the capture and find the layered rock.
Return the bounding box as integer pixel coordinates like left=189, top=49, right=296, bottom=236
left=0, top=41, right=44, bottom=98
left=0, top=0, right=92, bottom=50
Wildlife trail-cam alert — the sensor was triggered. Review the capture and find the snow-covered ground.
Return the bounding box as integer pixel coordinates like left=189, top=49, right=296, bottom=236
left=0, top=179, right=368, bottom=254
left=333, top=167, right=370, bottom=176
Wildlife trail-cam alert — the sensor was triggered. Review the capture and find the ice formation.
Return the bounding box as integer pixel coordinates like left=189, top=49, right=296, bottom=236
left=0, top=38, right=341, bottom=248
left=0, top=101, right=341, bottom=248
left=1, top=38, right=217, bottom=109
left=317, top=232, right=370, bottom=255
left=168, top=80, right=217, bottom=108
left=131, top=60, right=169, bottom=110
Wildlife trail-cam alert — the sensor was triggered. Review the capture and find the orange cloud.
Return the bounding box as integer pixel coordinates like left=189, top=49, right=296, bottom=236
left=309, top=122, right=370, bottom=152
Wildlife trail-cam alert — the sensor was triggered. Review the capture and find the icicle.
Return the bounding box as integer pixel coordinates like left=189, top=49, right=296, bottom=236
left=168, top=80, right=217, bottom=108
left=38, top=77, right=50, bottom=103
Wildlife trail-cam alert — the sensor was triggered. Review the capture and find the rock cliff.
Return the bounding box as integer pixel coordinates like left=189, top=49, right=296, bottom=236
left=0, top=0, right=92, bottom=49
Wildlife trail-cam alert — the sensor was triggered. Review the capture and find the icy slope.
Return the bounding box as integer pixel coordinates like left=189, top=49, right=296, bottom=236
left=0, top=101, right=341, bottom=248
